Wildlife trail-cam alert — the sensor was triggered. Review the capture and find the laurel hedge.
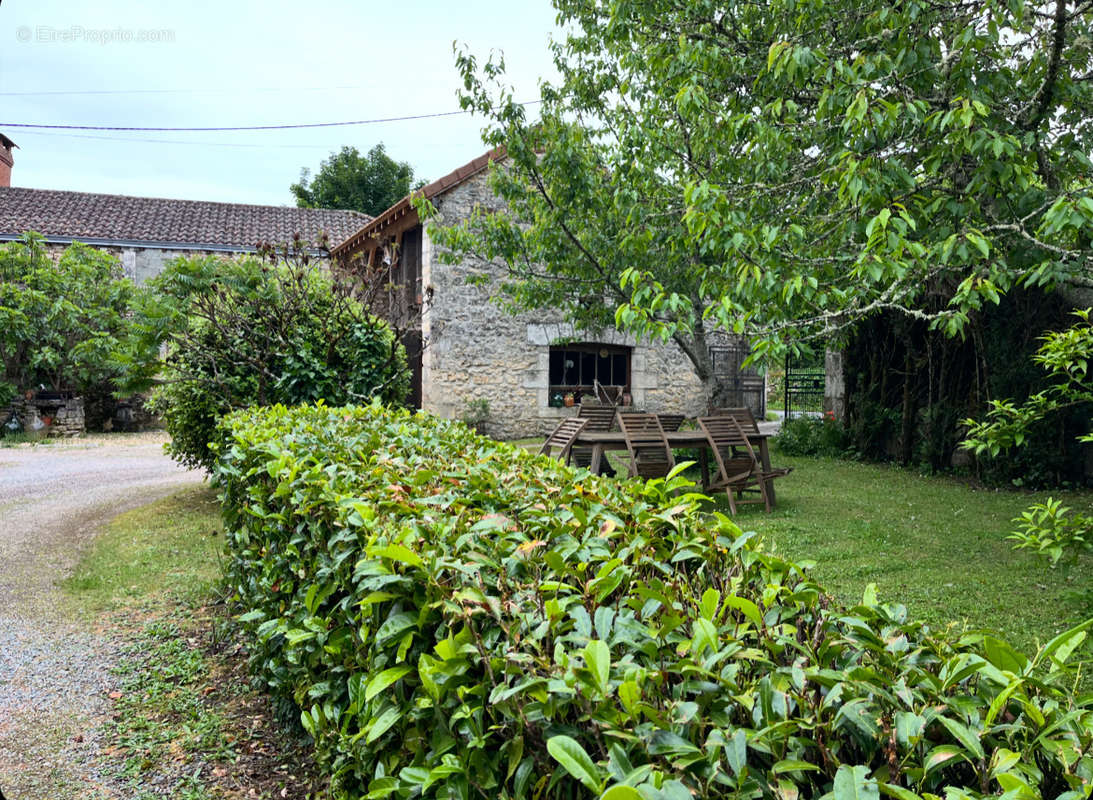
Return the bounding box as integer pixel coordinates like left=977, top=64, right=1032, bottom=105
left=215, top=403, right=1093, bottom=800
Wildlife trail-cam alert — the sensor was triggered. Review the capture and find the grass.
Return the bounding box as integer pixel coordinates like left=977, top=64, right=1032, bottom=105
left=0, top=431, right=53, bottom=446
left=63, top=486, right=324, bottom=799
left=713, top=450, right=1093, bottom=654
left=62, top=488, right=223, bottom=617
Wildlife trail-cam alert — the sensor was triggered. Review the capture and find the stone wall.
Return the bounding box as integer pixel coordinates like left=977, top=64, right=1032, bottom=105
left=7, top=394, right=84, bottom=437
left=824, top=350, right=847, bottom=421
left=420, top=170, right=710, bottom=440
left=36, top=241, right=335, bottom=285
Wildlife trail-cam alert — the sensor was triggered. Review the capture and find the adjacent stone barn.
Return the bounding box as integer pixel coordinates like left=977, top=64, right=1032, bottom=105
left=333, top=149, right=754, bottom=440
left=0, top=135, right=368, bottom=283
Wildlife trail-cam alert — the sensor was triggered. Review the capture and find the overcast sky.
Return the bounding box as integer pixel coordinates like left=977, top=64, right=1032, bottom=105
left=0, top=0, right=558, bottom=205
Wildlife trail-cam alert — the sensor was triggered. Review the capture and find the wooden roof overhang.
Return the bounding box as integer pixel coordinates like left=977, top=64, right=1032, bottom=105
left=332, top=146, right=505, bottom=263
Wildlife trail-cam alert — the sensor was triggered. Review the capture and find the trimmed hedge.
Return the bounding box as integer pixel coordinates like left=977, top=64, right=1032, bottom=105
left=216, top=404, right=1093, bottom=800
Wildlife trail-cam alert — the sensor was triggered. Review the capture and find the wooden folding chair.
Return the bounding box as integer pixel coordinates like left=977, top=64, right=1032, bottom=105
left=618, top=412, right=676, bottom=479
left=710, top=406, right=760, bottom=434
left=698, top=415, right=771, bottom=514
left=571, top=402, right=617, bottom=472
left=711, top=406, right=793, bottom=481
left=538, top=417, right=589, bottom=465
left=656, top=413, right=686, bottom=432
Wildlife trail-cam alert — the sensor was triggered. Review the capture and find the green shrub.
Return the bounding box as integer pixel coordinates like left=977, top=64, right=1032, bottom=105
left=216, top=404, right=1092, bottom=800
left=0, top=233, right=151, bottom=397
left=774, top=413, right=850, bottom=457
left=148, top=253, right=408, bottom=470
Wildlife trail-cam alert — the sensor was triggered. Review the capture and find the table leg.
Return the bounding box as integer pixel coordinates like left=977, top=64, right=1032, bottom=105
left=589, top=444, right=605, bottom=475
left=757, top=439, right=776, bottom=506
left=698, top=446, right=710, bottom=490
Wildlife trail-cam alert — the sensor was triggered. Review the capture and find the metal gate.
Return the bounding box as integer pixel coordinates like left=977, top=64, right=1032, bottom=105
left=710, top=343, right=765, bottom=417
left=784, top=352, right=825, bottom=417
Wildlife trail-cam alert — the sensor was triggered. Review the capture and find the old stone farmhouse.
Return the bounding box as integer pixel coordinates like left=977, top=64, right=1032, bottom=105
left=333, top=148, right=762, bottom=439
left=0, top=134, right=366, bottom=283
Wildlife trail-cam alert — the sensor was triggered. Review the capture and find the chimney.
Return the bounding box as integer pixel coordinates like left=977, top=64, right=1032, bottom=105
left=0, top=134, right=17, bottom=187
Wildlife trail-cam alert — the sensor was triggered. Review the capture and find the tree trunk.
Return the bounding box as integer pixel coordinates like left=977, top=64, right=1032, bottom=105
left=900, top=344, right=915, bottom=465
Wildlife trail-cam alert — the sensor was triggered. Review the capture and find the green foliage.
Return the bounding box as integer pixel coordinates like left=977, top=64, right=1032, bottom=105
left=148, top=252, right=408, bottom=471
left=840, top=292, right=1091, bottom=477
left=291, top=143, right=416, bottom=216
left=775, top=414, right=850, bottom=458
left=217, top=403, right=1092, bottom=800
left=0, top=233, right=150, bottom=395
left=0, top=380, right=17, bottom=411
left=446, top=0, right=1093, bottom=366
left=965, top=310, right=1093, bottom=458
left=459, top=397, right=490, bottom=433
left=964, top=309, right=1093, bottom=559
left=1010, top=498, right=1093, bottom=568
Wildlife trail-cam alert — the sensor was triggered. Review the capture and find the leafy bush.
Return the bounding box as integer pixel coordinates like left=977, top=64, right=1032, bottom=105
left=147, top=251, right=408, bottom=470
left=460, top=397, right=490, bottom=434
left=0, top=233, right=148, bottom=396
left=965, top=309, right=1093, bottom=559
left=216, top=404, right=1092, bottom=800
left=1010, top=498, right=1092, bottom=569
left=774, top=413, right=850, bottom=458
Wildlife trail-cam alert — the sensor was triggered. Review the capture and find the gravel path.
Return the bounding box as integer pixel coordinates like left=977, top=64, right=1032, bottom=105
left=0, top=435, right=203, bottom=799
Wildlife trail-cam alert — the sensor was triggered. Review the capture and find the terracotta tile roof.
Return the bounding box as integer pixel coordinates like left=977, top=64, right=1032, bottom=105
left=0, top=186, right=369, bottom=250
left=333, top=146, right=504, bottom=257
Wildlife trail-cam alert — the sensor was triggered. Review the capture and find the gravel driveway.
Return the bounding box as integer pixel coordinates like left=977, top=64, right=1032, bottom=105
left=0, top=435, right=203, bottom=799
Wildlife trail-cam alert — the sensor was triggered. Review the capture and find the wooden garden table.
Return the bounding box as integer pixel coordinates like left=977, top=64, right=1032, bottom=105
left=572, top=428, right=777, bottom=505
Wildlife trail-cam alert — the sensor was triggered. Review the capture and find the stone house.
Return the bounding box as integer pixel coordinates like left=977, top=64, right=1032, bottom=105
left=0, top=134, right=367, bottom=283
left=333, top=149, right=761, bottom=440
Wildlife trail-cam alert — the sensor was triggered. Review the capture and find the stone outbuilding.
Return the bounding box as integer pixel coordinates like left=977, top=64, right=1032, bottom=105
left=0, top=135, right=368, bottom=283
left=333, top=149, right=760, bottom=440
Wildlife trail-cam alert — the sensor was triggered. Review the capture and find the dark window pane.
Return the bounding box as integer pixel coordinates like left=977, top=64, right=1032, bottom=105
left=613, top=354, right=628, bottom=385
left=580, top=352, right=596, bottom=385
left=549, top=344, right=631, bottom=388
left=597, top=353, right=611, bottom=384
left=549, top=350, right=564, bottom=385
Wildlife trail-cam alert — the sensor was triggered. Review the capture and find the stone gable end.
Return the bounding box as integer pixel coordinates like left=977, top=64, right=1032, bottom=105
left=420, top=170, right=708, bottom=440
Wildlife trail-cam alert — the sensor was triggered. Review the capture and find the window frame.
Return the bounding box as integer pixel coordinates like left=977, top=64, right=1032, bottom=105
left=548, top=343, right=631, bottom=405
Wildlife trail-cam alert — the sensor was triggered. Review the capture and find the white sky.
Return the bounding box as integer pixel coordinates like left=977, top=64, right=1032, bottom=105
left=0, top=0, right=559, bottom=205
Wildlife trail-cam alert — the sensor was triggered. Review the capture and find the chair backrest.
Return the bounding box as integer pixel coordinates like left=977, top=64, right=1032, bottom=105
left=699, top=415, right=755, bottom=455
left=656, top=413, right=686, bottom=432
left=710, top=406, right=760, bottom=436
left=577, top=402, right=617, bottom=432
left=618, top=412, right=675, bottom=478
left=538, top=417, right=589, bottom=462
left=698, top=415, right=771, bottom=512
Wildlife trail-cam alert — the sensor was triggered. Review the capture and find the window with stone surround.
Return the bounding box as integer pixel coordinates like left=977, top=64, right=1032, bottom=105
left=548, top=344, right=630, bottom=405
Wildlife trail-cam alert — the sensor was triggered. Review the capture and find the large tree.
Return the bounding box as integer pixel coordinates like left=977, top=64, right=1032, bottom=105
left=433, top=0, right=1093, bottom=403
left=0, top=234, right=145, bottom=402
left=291, top=143, right=416, bottom=216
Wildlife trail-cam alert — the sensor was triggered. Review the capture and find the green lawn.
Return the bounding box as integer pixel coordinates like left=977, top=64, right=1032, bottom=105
left=708, top=451, right=1093, bottom=653
left=61, top=486, right=323, bottom=799
left=62, top=487, right=223, bottom=617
